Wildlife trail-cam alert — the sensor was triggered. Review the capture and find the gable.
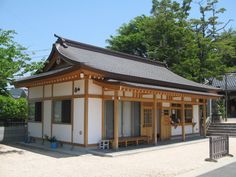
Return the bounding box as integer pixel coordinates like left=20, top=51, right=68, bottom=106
left=41, top=47, right=73, bottom=73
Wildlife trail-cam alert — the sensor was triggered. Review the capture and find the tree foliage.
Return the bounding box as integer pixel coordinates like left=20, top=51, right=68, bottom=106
left=107, top=0, right=235, bottom=83
left=0, top=29, right=45, bottom=95
left=0, top=96, right=28, bottom=120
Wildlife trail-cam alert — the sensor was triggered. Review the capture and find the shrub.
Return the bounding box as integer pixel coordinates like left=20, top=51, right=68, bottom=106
left=0, top=96, right=28, bottom=120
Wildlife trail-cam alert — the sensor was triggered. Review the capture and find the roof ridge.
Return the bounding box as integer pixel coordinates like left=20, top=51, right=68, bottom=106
left=54, top=34, right=167, bottom=68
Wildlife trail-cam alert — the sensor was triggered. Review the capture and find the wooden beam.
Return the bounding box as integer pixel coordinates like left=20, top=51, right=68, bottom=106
left=71, top=81, right=74, bottom=146
left=113, top=91, right=119, bottom=150
left=84, top=78, right=89, bottom=147
left=153, top=94, right=157, bottom=145
left=181, top=102, right=186, bottom=141
left=203, top=99, right=207, bottom=137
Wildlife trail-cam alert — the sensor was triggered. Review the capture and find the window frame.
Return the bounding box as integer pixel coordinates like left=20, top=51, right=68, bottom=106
left=143, top=107, right=153, bottom=127
left=28, top=101, right=42, bottom=122
left=52, top=99, right=72, bottom=124
left=184, top=104, right=193, bottom=123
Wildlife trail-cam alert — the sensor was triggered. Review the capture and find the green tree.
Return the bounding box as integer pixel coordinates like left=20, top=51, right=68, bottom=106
left=191, top=0, right=230, bottom=82
left=107, top=15, right=149, bottom=58
left=0, top=96, right=28, bottom=120
left=0, top=29, right=44, bottom=95
left=107, top=0, right=233, bottom=83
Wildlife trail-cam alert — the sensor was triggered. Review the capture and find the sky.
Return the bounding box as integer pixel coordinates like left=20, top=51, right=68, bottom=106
left=1, top=0, right=236, bottom=62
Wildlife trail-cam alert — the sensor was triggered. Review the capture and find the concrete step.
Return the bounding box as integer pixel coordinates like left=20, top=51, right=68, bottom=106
left=211, top=123, right=236, bottom=126
left=207, top=129, right=236, bottom=134
left=207, top=133, right=236, bottom=136
left=208, top=128, right=236, bottom=131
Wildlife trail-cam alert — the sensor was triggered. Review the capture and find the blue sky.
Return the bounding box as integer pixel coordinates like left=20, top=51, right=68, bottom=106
left=1, top=0, right=235, bottom=61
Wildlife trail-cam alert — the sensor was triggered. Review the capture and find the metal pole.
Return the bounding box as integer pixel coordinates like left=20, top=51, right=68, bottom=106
left=225, top=74, right=228, bottom=122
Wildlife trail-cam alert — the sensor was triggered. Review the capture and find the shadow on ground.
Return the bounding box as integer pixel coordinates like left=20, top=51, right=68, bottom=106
left=1, top=143, right=87, bottom=159
left=0, top=149, right=24, bottom=155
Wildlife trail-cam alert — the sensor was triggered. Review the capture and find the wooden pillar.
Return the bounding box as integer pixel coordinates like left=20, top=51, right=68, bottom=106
left=181, top=102, right=186, bottom=141
left=153, top=94, right=157, bottom=145
left=203, top=99, right=207, bottom=137
left=101, top=87, right=105, bottom=139
left=84, top=78, right=89, bottom=147
left=113, top=91, right=119, bottom=149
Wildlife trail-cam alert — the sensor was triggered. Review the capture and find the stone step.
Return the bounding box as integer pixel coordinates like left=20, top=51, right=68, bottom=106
left=212, top=123, right=236, bottom=126
left=208, top=126, right=236, bottom=129
left=207, top=130, right=236, bottom=134
left=208, top=127, right=236, bottom=131
left=207, top=133, right=236, bottom=136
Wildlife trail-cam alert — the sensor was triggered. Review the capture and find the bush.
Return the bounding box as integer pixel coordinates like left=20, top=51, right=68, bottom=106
left=0, top=96, right=28, bottom=120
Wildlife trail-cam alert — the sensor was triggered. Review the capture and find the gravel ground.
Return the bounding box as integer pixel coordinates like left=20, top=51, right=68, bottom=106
left=1, top=138, right=236, bottom=177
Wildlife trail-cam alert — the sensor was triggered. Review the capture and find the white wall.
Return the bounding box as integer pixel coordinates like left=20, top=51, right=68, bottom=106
left=88, top=80, right=102, bottom=95
left=123, top=101, right=131, bottom=136
left=29, top=86, right=43, bottom=99
left=0, top=127, right=4, bottom=141
left=52, top=124, right=72, bottom=142
left=73, top=98, right=84, bottom=144
left=171, top=125, right=193, bottom=136
left=184, top=97, right=192, bottom=101
left=43, top=100, right=51, bottom=137
left=193, top=105, right=199, bottom=133
left=173, top=97, right=181, bottom=101
left=104, top=91, right=114, bottom=96
left=143, top=94, right=153, bottom=99
left=53, top=81, right=72, bottom=96
left=125, top=91, right=133, bottom=97
left=163, top=102, right=170, bottom=107
left=171, top=126, right=182, bottom=136
left=44, top=85, right=52, bottom=97
left=185, top=125, right=193, bottom=134
left=74, top=80, right=85, bottom=95
left=28, top=122, right=42, bottom=138
left=88, top=98, right=102, bottom=144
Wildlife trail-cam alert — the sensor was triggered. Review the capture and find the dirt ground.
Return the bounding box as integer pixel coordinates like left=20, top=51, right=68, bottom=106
left=1, top=138, right=236, bottom=177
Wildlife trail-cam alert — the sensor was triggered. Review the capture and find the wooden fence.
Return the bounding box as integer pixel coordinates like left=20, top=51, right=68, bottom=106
left=205, top=135, right=233, bottom=162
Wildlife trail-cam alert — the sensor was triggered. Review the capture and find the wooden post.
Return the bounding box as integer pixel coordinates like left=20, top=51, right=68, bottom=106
left=101, top=87, right=105, bottom=139
left=153, top=94, right=157, bottom=145
left=203, top=99, right=207, bottom=137
left=113, top=91, right=119, bottom=150
left=84, top=78, right=89, bottom=147
left=181, top=102, right=186, bottom=141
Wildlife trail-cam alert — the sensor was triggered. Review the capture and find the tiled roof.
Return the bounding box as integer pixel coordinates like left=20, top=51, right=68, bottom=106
left=55, top=36, right=219, bottom=92
left=211, top=74, right=236, bottom=91
left=15, top=35, right=221, bottom=93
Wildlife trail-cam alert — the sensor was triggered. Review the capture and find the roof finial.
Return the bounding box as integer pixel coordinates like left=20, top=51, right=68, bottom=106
left=54, top=34, right=68, bottom=48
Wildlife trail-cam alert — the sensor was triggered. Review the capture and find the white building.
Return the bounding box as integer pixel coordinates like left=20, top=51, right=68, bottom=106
left=15, top=35, right=221, bottom=149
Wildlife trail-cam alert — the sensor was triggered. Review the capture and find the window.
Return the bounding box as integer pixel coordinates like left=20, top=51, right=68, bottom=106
left=143, top=108, right=152, bottom=127
left=53, top=100, right=71, bottom=124
left=29, top=102, right=42, bottom=122
left=163, top=109, right=169, bottom=116
left=171, top=109, right=181, bottom=124
left=185, top=104, right=192, bottom=123
left=171, top=103, right=181, bottom=108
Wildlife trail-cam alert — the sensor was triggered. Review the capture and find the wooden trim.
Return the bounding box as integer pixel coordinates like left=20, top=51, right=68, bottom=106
left=50, top=100, right=53, bottom=137
left=102, top=87, right=105, bottom=139
left=71, top=81, right=74, bottom=145
left=52, top=122, right=72, bottom=125
left=28, top=121, right=42, bottom=123
left=113, top=91, right=119, bottom=149
left=153, top=94, right=157, bottom=145
left=181, top=102, right=186, bottom=141
left=84, top=78, right=89, bottom=147
left=203, top=99, right=207, bottom=137
left=28, top=94, right=102, bottom=102
left=42, top=101, right=44, bottom=139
